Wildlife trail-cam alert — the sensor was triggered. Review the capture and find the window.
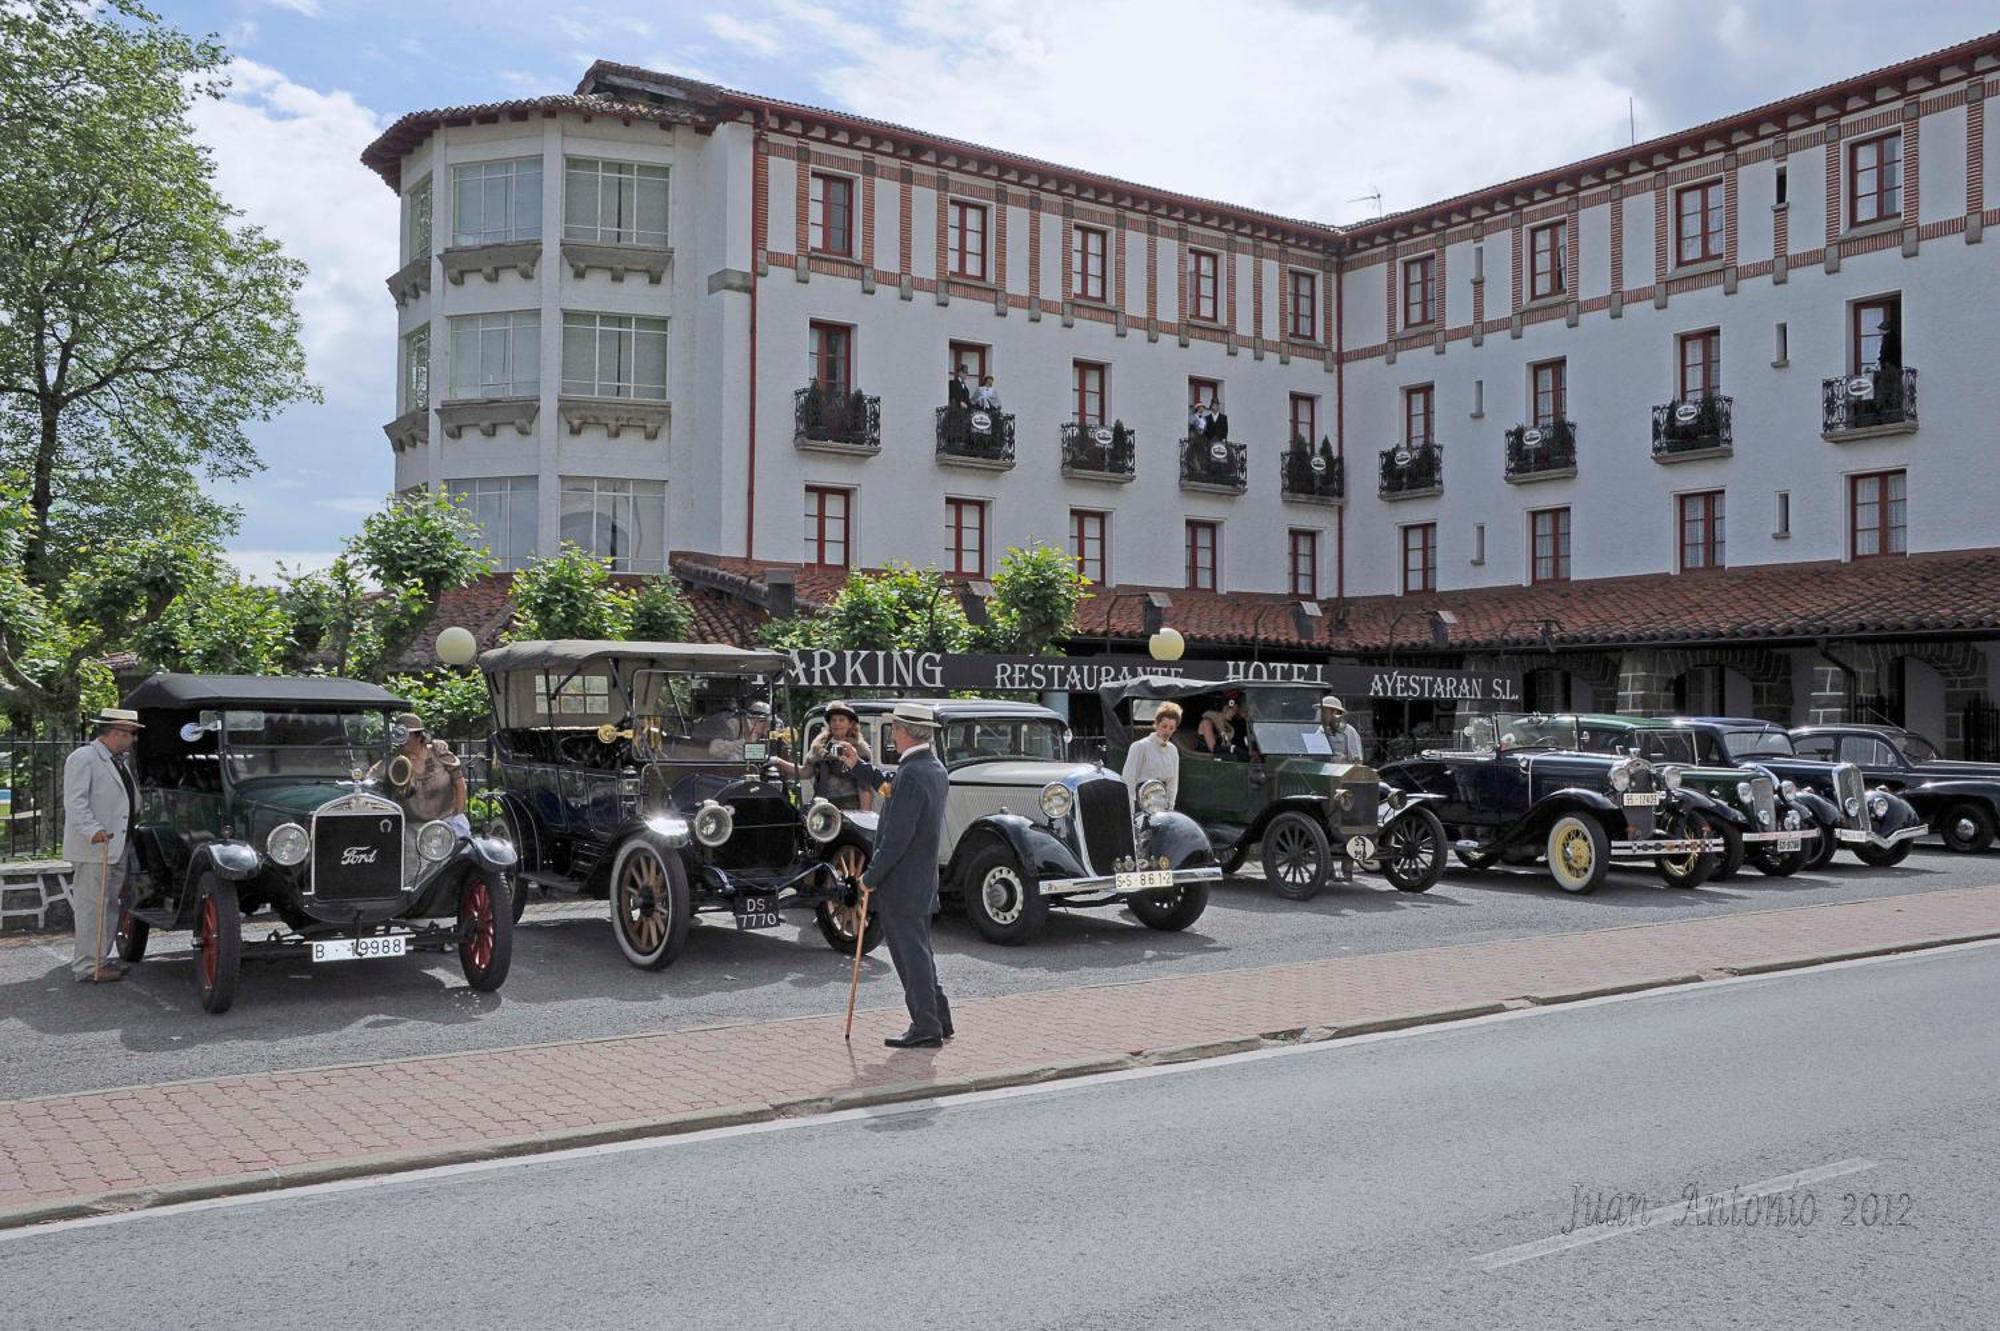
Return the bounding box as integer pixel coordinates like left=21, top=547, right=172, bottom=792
left=1473, top=522, right=1486, bottom=565
left=1530, top=359, right=1566, bottom=426
left=1529, top=221, right=1565, bottom=299
left=804, top=486, right=851, bottom=568
left=1070, top=510, right=1107, bottom=584
left=1073, top=361, right=1107, bottom=425
left=1185, top=520, right=1219, bottom=590
left=1531, top=508, right=1571, bottom=583
left=946, top=498, right=987, bottom=576
left=562, top=313, right=668, bottom=399
left=451, top=157, right=542, bottom=247
left=1288, top=529, right=1319, bottom=598
left=1188, top=248, right=1219, bottom=322
left=1775, top=490, right=1791, bottom=538
left=1794, top=733, right=1839, bottom=760
left=1775, top=321, right=1789, bottom=365
left=1841, top=735, right=1901, bottom=768
left=1288, top=269, right=1319, bottom=340
left=1404, top=384, right=1435, bottom=446
left=565, top=158, right=669, bottom=247
left=1072, top=225, right=1107, bottom=301
left=402, top=326, right=430, bottom=412
left=1679, top=491, right=1725, bottom=571
left=1850, top=470, right=1907, bottom=558
left=531, top=672, right=610, bottom=718
left=1849, top=132, right=1902, bottom=227
left=1402, top=523, right=1437, bottom=594
left=1289, top=394, right=1318, bottom=448
left=1675, top=181, right=1724, bottom=265
left=1472, top=378, right=1485, bottom=417
left=808, top=171, right=854, bottom=256
left=948, top=341, right=988, bottom=383
left=448, top=476, right=537, bottom=571
left=1852, top=296, right=1900, bottom=372
left=559, top=478, right=666, bottom=573
left=949, top=200, right=988, bottom=280
left=405, top=177, right=433, bottom=262
left=809, top=321, right=852, bottom=395
left=1188, top=377, right=1222, bottom=413
left=1775, top=165, right=1789, bottom=207
left=1402, top=255, right=1436, bottom=328
left=447, top=312, right=539, bottom=399
left=1678, top=330, right=1721, bottom=399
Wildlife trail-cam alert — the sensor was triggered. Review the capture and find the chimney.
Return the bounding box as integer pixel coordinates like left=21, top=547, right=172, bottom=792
left=763, top=568, right=797, bottom=620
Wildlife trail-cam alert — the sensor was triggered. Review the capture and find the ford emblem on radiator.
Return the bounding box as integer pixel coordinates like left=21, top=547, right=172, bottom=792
left=341, top=845, right=381, bottom=865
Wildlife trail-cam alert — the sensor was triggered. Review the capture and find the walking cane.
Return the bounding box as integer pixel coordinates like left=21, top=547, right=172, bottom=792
left=90, top=836, right=112, bottom=983
left=842, top=883, right=872, bottom=1042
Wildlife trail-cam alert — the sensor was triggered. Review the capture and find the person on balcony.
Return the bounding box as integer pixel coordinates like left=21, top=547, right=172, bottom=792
left=1205, top=403, right=1230, bottom=442
left=970, top=374, right=1002, bottom=411
left=1188, top=400, right=1212, bottom=441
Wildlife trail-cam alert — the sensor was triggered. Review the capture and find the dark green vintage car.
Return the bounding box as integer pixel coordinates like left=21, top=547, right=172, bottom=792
left=116, top=674, right=518, bottom=1014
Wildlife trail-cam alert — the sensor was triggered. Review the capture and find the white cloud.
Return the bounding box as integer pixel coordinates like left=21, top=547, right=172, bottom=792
left=226, top=549, right=342, bottom=585
left=258, top=0, right=324, bottom=16
left=318, top=495, right=385, bottom=516
left=706, top=13, right=783, bottom=57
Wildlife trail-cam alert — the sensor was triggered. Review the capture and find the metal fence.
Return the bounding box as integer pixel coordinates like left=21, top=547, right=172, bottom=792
left=1, top=737, right=80, bottom=861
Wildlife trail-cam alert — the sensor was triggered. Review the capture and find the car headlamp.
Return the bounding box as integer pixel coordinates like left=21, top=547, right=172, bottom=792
left=804, top=798, right=843, bottom=843
left=1867, top=791, right=1890, bottom=819
left=416, top=819, right=457, bottom=862
left=1779, top=779, right=1798, bottom=800
left=1845, top=796, right=1863, bottom=818
left=1039, top=782, right=1074, bottom=821
left=1136, top=778, right=1172, bottom=815
left=1608, top=761, right=1633, bottom=793
left=1735, top=781, right=1754, bottom=804
left=693, top=800, right=735, bottom=847
left=267, top=822, right=309, bottom=867
left=1385, top=787, right=1407, bottom=811
left=1660, top=766, right=1684, bottom=791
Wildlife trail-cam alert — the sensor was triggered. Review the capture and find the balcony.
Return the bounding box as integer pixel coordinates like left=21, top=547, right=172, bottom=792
left=794, top=384, right=881, bottom=455
left=934, top=404, right=1017, bottom=470
left=1651, top=394, right=1733, bottom=463
left=1822, top=367, right=1919, bottom=440
left=1059, top=421, right=1135, bottom=482
left=1279, top=438, right=1344, bottom=505
left=1180, top=436, right=1247, bottom=494
left=1504, top=420, right=1577, bottom=483
left=1379, top=442, right=1443, bottom=500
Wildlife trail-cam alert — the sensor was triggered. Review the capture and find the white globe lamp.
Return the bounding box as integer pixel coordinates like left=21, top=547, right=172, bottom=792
left=436, top=625, right=478, bottom=667
left=1148, top=627, right=1186, bottom=662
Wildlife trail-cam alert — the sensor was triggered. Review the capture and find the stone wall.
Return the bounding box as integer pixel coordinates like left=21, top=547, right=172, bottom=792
left=0, top=860, right=74, bottom=934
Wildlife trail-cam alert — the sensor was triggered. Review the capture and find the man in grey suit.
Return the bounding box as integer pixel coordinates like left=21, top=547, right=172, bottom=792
left=845, top=702, right=953, bottom=1048
left=62, top=707, right=145, bottom=983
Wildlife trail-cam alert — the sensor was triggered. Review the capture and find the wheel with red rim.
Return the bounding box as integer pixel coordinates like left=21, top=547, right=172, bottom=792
left=457, top=871, right=513, bottom=991
left=191, top=874, right=240, bottom=1015
left=115, top=896, right=149, bottom=964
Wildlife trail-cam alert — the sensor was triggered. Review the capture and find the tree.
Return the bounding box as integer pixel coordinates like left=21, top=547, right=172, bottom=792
left=510, top=545, right=634, bottom=640
left=976, top=541, right=1088, bottom=656
left=350, top=489, right=493, bottom=603
left=134, top=561, right=291, bottom=675
left=384, top=668, right=490, bottom=740
left=0, top=1, right=316, bottom=586
left=628, top=574, right=695, bottom=642
left=762, top=563, right=971, bottom=655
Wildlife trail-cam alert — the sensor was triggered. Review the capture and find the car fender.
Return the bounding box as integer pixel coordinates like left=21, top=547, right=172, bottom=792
left=1790, top=789, right=1841, bottom=831
left=1903, top=779, right=2000, bottom=823
left=410, top=837, right=519, bottom=916
left=834, top=809, right=878, bottom=849
left=1242, top=793, right=1334, bottom=846
left=946, top=812, right=1084, bottom=892
left=1871, top=789, right=1926, bottom=838
left=1510, top=788, right=1622, bottom=847
left=491, top=790, right=541, bottom=874
left=1139, top=809, right=1215, bottom=869
left=190, top=840, right=262, bottom=885
left=1666, top=786, right=1738, bottom=826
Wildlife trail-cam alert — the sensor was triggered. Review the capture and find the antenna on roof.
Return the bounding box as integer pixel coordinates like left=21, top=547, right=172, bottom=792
left=1347, top=188, right=1383, bottom=219
left=1629, top=96, right=1636, bottom=146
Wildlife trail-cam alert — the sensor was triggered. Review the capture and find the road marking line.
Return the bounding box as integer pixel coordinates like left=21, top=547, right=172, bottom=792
left=1469, top=1158, right=1880, bottom=1272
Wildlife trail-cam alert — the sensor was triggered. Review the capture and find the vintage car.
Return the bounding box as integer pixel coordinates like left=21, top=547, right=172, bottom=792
left=116, top=674, right=518, bottom=1014
left=1097, top=677, right=1449, bottom=899
left=1791, top=722, right=2000, bottom=855
left=479, top=641, right=876, bottom=969
left=1378, top=712, right=1723, bottom=893
left=807, top=696, right=1220, bottom=945
left=1687, top=717, right=1927, bottom=868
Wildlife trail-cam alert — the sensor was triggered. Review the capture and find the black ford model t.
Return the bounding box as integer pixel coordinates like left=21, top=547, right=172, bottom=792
left=478, top=640, right=877, bottom=968
left=117, top=674, right=519, bottom=1014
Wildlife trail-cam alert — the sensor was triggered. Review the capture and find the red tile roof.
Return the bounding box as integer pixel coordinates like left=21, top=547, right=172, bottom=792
left=360, top=94, right=707, bottom=192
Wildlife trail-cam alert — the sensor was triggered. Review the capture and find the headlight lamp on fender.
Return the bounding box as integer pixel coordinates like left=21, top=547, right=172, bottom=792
left=1868, top=791, right=1890, bottom=819
left=1845, top=796, right=1863, bottom=818
left=804, top=798, right=843, bottom=843
left=1735, top=781, right=1754, bottom=804
left=1780, top=779, right=1798, bottom=800
left=693, top=800, right=734, bottom=847
left=1039, top=782, right=1075, bottom=820
left=1136, top=779, right=1172, bottom=816
left=1385, top=787, right=1407, bottom=811
left=1660, top=766, right=1684, bottom=791
left=267, top=822, right=309, bottom=867
left=1608, top=761, right=1634, bottom=793
left=416, top=819, right=457, bottom=862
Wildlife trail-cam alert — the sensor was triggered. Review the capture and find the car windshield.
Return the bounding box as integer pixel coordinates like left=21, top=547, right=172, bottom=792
left=216, top=709, right=391, bottom=781
left=1723, top=727, right=1795, bottom=759
left=1894, top=731, right=1941, bottom=763
left=1475, top=713, right=1578, bottom=751
left=1572, top=724, right=1698, bottom=763
left=938, top=718, right=1068, bottom=768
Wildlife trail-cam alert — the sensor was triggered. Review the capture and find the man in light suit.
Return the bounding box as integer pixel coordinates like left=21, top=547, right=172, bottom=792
left=62, top=708, right=144, bottom=982
left=845, top=702, right=952, bottom=1048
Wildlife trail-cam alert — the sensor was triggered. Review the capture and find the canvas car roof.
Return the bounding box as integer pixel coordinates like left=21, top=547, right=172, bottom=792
left=477, top=640, right=787, bottom=675
left=123, top=673, right=411, bottom=711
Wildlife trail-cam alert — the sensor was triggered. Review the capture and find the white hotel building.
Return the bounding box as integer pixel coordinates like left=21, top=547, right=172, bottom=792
left=367, top=35, right=2000, bottom=753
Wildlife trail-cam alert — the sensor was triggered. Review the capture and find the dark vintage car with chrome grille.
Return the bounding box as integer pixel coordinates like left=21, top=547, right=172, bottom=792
left=1791, top=722, right=2000, bottom=857
left=116, top=674, right=519, bottom=1014
left=1684, top=718, right=1927, bottom=868
left=478, top=641, right=877, bottom=969
left=1098, top=678, right=1450, bottom=900
left=1378, top=712, right=1722, bottom=894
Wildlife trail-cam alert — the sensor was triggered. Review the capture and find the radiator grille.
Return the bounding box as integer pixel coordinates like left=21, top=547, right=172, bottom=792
left=1751, top=775, right=1776, bottom=828
left=1836, top=763, right=1866, bottom=828
left=1075, top=776, right=1136, bottom=873
left=311, top=808, right=405, bottom=902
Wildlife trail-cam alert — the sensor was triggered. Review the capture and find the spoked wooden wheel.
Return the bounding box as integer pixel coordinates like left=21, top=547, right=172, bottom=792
left=1655, top=811, right=1715, bottom=889
left=457, top=872, right=513, bottom=991
left=192, top=874, right=241, bottom=1014
left=814, top=844, right=883, bottom=953
left=1262, top=811, right=1330, bottom=901
left=609, top=840, right=691, bottom=970
left=1379, top=807, right=1448, bottom=893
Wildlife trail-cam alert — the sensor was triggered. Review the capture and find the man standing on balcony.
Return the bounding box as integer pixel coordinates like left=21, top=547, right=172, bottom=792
left=62, top=708, right=144, bottom=983
left=846, top=703, right=952, bottom=1048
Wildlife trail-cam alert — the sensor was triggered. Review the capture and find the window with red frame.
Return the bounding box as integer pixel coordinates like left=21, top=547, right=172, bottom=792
left=1185, top=520, right=1219, bottom=590
left=1288, top=529, right=1319, bottom=598
left=1402, top=255, right=1436, bottom=327
left=948, top=341, right=988, bottom=382
left=1073, top=361, right=1107, bottom=425
left=1675, top=181, right=1724, bottom=265
left=1402, top=523, right=1437, bottom=593
left=1069, top=509, right=1107, bottom=584
left=1678, top=490, right=1724, bottom=571
left=1529, top=221, right=1565, bottom=299
left=948, top=200, right=988, bottom=280
left=946, top=497, right=988, bottom=576
left=1288, top=269, right=1319, bottom=340
left=808, top=321, right=852, bottom=395
left=1531, top=360, right=1566, bottom=426
left=1289, top=393, right=1318, bottom=447
left=1072, top=225, right=1107, bottom=301
left=1188, top=377, right=1222, bottom=414
left=1188, top=249, right=1219, bottom=322
left=1678, top=330, right=1721, bottom=399
left=804, top=486, right=851, bottom=568
left=1403, top=384, right=1435, bottom=446
left=1849, top=132, right=1902, bottom=226
left=808, top=172, right=854, bottom=257
left=1850, top=470, right=1906, bottom=558
left=1531, top=508, right=1571, bottom=583
left=1852, top=296, right=1900, bottom=371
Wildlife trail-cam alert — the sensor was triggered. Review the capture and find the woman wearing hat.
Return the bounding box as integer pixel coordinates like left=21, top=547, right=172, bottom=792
left=62, top=708, right=145, bottom=982
left=372, top=712, right=469, bottom=835
left=807, top=703, right=875, bottom=810
left=1198, top=692, right=1251, bottom=760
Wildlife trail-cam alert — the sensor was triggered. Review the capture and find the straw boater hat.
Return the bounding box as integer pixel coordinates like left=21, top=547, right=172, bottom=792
left=1320, top=695, right=1347, bottom=715
left=890, top=701, right=936, bottom=732
left=91, top=707, right=144, bottom=731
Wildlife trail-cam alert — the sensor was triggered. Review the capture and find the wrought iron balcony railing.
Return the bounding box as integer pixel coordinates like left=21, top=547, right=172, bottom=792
left=934, top=403, right=1017, bottom=468
left=1059, top=421, right=1136, bottom=480
left=1822, top=366, right=1918, bottom=437
left=1504, top=420, right=1577, bottom=482
left=794, top=384, right=881, bottom=453
left=1280, top=439, right=1344, bottom=504
left=1379, top=441, right=1443, bottom=498
left=1180, top=436, right=1248, bottom=493
left=1651, top=394, right=1733, bottom=461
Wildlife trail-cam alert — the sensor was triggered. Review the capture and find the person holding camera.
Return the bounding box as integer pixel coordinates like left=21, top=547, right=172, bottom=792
left=807, top=702, right=875, bottom=810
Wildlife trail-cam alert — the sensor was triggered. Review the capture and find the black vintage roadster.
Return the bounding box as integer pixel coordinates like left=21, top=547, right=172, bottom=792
left=118, top=674, right=518, bottom=1014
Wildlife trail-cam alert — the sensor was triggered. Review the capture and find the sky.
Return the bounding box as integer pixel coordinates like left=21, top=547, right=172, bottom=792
left=153, top=0, right=2000, bottom=581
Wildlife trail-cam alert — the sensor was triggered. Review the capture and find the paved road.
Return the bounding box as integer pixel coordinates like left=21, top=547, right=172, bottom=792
left=4, top=944, right=1992, bottom=1329
left=2, top=847, right=1993, bottom=1100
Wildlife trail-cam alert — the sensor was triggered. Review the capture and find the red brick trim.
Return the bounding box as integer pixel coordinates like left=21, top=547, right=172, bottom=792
left=1115, top=217, right=1129, bottom=314
left=1511, top=216, right=1525, bottom=312
left=860, top=168, right=876, bottom=273
left=1902, top=102, right=1921, bottom=223
left=1824, top=127, right=1842, bottom=245
left=1653, top=178, right=1669, bottom=286
left=934, top=175, right=949, bottom=282
left=1968, top=83, right=1987, bottom=216
left=1146, top=222, right=1158, bottom=327
left=793, top=147, right=810, bottom=256
left=1028, top=193, right=1042, bottom=307
left=1608, top=190, right=1624, bottom=294
left=1251, top=244, right=1265, bottom=340
left=898, top=169, right=912, bottom=276
left=994, top=188, right=1009, bottom=293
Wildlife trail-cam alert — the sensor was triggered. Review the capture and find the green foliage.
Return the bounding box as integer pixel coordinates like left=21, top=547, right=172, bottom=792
left=976, top=541, right=1088, bottom=655
left=628, top=574, right=695, bottom=642
left=761, top=563, right=971, bottom=655
left=134, top=563, right=292, bottom=675
left=510, top=545, right=634, bottom=641
left=280, top=554, right=429, bottom=679
left=351, top=489, right=493, bottom=602
left=384, top=668, right=489, bottom=741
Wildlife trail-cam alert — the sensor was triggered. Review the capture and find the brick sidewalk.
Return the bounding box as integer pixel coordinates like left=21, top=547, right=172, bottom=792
left=6, top=886, right=2000, bottom=1227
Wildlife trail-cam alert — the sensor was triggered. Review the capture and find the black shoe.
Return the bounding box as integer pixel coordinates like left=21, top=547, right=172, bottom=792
left=942, top=1021, right=955, bottom=1040
left=884, top=1030, right=944, bottom=1049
